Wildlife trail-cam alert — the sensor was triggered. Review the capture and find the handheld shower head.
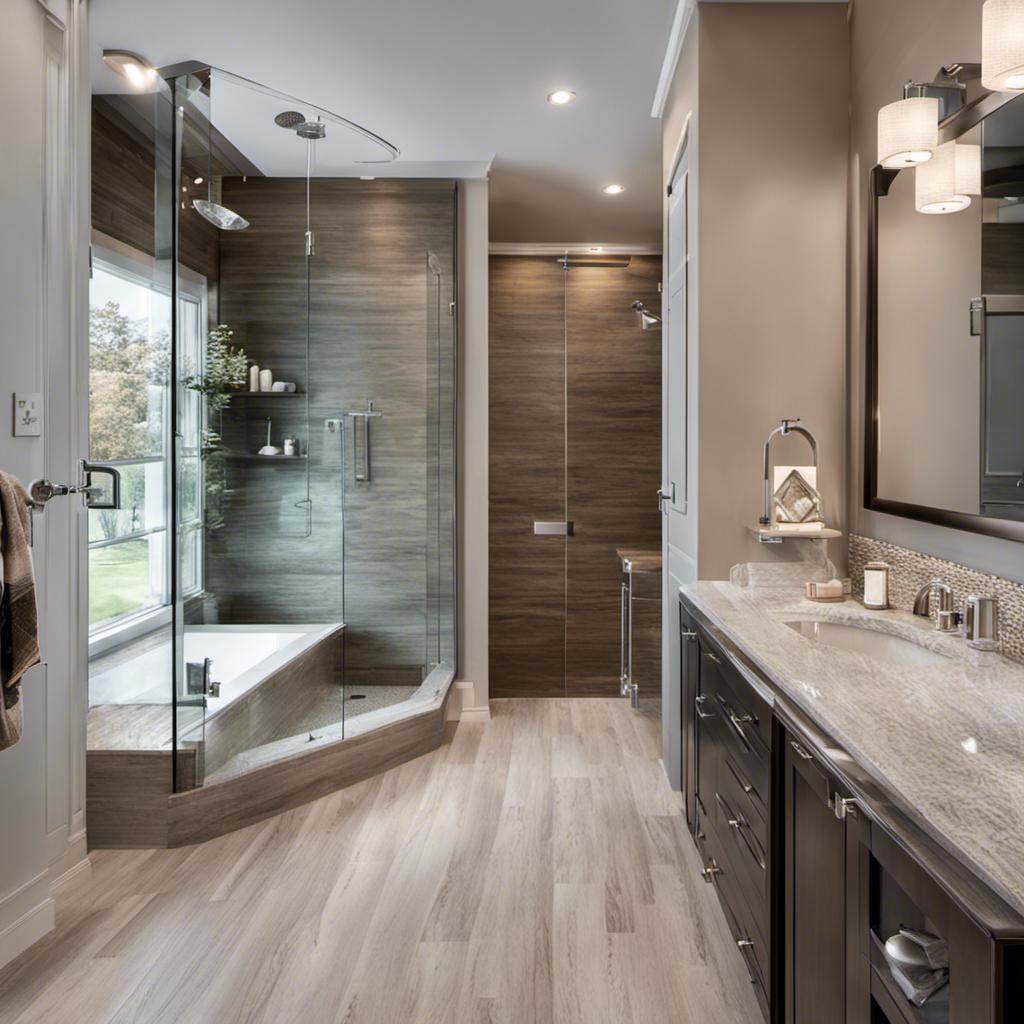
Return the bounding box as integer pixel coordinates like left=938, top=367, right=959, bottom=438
left=631, top=300, right=662, bottom=330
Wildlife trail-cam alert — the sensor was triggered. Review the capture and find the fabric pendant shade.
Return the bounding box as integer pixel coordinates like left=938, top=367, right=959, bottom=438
left=916, top=142, right=971, bottom=214
left=878, top=97, right=939, bottom=168
left=983, top=0, right=1024, bottom=90
left=955, top=143, right=982, bottom=196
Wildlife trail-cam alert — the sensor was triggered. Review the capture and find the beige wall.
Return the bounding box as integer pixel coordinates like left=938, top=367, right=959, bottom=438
left=848, top=0, right=1024, bottom=581
left=662, top=3, right=851, bottom=582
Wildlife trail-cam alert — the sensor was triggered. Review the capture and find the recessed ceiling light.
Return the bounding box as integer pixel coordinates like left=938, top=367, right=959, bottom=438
left=589, top=247, right=603, bottom=252
left=602, top=184, right=625, bottom=195
left=547, top=90, right=577, bottom=105
left=103, top=50, right=158, bottom=89
left=194, top=176, right=204, bottom=185
left=360, top=176, right=376, bottom=180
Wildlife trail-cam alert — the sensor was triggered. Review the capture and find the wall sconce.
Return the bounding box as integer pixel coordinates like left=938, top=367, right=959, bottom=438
left=877, top=96, right=939, bottom=168
left=915, top=142, right=971, bottom=214
left=982, top=0, right=1024, bottom=91
left=955, top=143, right=982, bottom=196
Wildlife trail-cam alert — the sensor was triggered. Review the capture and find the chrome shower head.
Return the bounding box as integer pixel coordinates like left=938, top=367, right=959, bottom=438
left=631, top=300, right=662, bottom=330
left=275, top=110, right=306, bottom=128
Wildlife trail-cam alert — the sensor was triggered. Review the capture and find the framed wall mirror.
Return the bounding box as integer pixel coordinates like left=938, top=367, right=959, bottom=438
left=866, top=90, right=1024, bottom=541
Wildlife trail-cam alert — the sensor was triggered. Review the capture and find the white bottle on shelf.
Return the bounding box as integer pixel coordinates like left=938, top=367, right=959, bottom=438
left=259, top=368, right=274, bottom=392
left=249, top=365, right=260, bottom=392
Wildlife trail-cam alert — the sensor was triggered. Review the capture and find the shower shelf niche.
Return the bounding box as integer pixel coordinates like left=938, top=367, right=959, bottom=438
left=227, top=391, right=306, bottom=399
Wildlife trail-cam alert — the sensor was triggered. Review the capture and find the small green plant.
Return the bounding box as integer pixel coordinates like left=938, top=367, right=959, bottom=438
left=180, top=324, right=248, bottom=412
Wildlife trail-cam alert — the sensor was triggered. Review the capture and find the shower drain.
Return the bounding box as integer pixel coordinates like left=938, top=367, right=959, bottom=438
left=348, top=693, right=367, bottom=700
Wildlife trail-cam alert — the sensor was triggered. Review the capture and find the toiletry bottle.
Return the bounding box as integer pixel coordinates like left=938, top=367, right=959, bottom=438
left=863, top=561, right=890, bottom=609
left=249, top=364, right=260, bottom=392
left=259, top=368, right=274, bottom=392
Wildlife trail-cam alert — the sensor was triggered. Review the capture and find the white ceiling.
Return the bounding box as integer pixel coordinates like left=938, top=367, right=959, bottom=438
left=89, top=0, right=678, bottom=246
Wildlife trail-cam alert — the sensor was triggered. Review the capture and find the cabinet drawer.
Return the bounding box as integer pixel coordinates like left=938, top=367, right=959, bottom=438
left=699, top=637, right=772, bottom=749
left=697, top=822, right=770, bottom=1011
left=715, top=788, right=768, bottom=922
left=703, top=690, right=770, bottom=803
left=718, top=759, right=768, bottom=870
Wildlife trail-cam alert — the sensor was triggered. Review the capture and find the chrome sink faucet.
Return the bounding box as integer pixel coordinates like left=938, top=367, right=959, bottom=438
left=913, top=580, right=1001, bottom=650
left=912, top=580, right=960, bottom=632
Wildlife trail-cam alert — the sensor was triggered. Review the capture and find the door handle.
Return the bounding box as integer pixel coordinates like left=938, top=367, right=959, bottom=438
left=534, top=521, right=574, bottom=535
left=657, top=482, right=676, bottom=510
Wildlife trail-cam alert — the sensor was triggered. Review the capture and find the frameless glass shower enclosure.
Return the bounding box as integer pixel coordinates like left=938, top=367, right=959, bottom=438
left=87, top=64, right=456, bottom=792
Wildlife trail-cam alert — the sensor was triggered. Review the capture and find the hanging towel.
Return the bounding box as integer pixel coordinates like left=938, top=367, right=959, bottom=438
left=0, top=472, right=40, bottom=750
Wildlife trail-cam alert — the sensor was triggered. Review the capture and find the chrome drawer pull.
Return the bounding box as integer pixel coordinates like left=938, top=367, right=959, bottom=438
left=702, top=650, right=722, bottom=664
left=791, top=740, right=814, bottom=760
left=716, top=696, right=754, bottom=754
left=735, top=938, right=759, bottom=986
left=727, top=760, right=755, bottom=795
left=695, top=695, right=715, bottom=719
left=700, top=860, right=721, bottom=883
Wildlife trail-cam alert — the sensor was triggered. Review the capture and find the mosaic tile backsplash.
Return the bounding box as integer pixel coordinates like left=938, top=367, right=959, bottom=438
left=848, top=535, right=1024, bottom=664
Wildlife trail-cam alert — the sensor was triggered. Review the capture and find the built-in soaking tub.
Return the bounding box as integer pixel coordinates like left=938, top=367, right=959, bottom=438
left=86, top=623, right=455, bottom=848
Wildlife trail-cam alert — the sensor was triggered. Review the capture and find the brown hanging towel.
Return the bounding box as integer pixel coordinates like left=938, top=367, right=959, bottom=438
left=0, top=472, right=40, bottom=750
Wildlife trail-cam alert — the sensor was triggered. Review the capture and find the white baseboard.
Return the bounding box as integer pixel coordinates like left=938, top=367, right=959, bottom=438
left=0, top=874, right=55, bottom=970
left=50, top=851, right=91, bottom=893
left=460, top=705, right=491, bottom=722
left=47, top=826, right=90, bottom=891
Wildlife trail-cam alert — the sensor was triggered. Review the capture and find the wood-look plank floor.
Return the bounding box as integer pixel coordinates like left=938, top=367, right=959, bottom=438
left=0, top=699, right=763, bottom=1024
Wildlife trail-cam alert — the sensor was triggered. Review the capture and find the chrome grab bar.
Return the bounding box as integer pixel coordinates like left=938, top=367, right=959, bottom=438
left=620, top=582, right=629, bottom=694
left=343, top=400, right=383, bottom=483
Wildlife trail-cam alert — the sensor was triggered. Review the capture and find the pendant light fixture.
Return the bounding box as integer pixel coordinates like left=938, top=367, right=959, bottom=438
left=915, top=142, right=971, bottom=214
left=877, top=96, right=939, bottom=168
left=982, top=0, right=1024, bottom=91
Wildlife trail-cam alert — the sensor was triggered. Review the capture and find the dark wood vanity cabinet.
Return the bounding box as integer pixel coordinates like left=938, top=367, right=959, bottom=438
left=692, top=624, right=774, bottom=1019
left=683, top=598, right=1024, bottom=1024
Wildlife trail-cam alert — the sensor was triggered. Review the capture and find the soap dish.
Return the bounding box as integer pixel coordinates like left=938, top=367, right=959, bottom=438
left=806, top=580, right=847, bottom=603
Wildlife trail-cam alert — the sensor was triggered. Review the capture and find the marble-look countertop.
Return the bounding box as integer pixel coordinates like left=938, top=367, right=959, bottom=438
left=680, top=579, right=1024, bottom=917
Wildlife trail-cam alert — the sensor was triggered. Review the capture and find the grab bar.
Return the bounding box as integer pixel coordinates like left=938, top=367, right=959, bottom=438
left=343, top=400, right=383, bottom=483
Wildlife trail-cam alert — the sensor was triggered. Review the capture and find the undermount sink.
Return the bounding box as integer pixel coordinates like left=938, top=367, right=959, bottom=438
left=784, top=619, right=951, bottom=669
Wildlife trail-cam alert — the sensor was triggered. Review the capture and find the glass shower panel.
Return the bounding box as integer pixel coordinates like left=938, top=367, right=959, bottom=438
left=159, top=65, right=454, bottom=789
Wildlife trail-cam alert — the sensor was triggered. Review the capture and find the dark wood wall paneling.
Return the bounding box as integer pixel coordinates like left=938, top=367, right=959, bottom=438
left=91, top=97, right=220, bottom=287
left=489, top=255, right=663, bottom=698
left=213, top=179, right=456, bottom=680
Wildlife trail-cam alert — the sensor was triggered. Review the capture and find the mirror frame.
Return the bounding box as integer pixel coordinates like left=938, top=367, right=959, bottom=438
left=865, top=88, right=1024, bottom=541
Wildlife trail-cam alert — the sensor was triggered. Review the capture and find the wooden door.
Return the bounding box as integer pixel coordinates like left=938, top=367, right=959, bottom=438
left=489, top=254, right=662, bottom=697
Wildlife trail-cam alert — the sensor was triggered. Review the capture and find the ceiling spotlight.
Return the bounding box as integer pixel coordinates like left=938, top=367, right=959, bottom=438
left=194, top=176, right=204, bottom=185
left=589, top=247, right=603, bottom=252
left=602, top=184, right=625, bottom=195
left=547, top=90, right=577, bottom=105
left=102, top=50, right=158, bottom=90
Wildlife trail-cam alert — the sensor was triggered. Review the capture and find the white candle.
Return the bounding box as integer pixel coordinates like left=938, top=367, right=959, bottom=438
left=863, top=561, right=890, bottom=610
left=249, top=365, right=260, bottom=392
left=259, top=369, right=274, bottom=392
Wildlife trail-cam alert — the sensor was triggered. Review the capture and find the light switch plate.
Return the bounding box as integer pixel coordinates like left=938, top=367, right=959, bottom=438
left=13, top=393, right=42, bottom=437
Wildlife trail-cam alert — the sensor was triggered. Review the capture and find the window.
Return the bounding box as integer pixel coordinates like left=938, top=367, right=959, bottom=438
left=88, top=245, right=206, bottom=635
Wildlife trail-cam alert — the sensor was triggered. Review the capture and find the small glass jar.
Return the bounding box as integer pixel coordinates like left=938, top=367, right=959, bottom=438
left=283, top=436, right=298, bottom=457
left=863, top=561, right=890, bottom=610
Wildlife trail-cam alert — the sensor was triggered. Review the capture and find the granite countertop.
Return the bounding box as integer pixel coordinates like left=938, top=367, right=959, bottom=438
left=680, top=578, right=1024, bottom=916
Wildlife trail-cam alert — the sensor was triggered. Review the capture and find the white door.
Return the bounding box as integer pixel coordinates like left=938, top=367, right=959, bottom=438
left=661, top=138, right=694, bottom=790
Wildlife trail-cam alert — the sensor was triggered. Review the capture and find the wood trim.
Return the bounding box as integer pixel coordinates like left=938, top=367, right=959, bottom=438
left=86, top=682, right=453, bottom=849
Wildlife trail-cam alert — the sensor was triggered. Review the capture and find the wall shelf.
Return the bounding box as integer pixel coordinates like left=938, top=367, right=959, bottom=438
left=223, top=453, right=308, bottom=461
left=748, top=525, right=842, bottom=546
left=227, top=391, right=305, bottom=399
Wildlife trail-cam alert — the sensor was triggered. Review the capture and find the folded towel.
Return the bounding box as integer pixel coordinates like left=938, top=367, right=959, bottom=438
left=0, top=472, right=40, bottom=751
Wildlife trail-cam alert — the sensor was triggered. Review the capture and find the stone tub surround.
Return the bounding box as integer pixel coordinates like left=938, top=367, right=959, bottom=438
left=680, top=577, right=1024, bottom=917
left=849, top=534, right=1024, bottom=664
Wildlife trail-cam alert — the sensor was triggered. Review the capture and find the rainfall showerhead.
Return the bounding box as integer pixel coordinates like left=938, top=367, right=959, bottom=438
left=193, top=199, right=249, bottom=231
left=275, top=110, right=327, bottom=139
